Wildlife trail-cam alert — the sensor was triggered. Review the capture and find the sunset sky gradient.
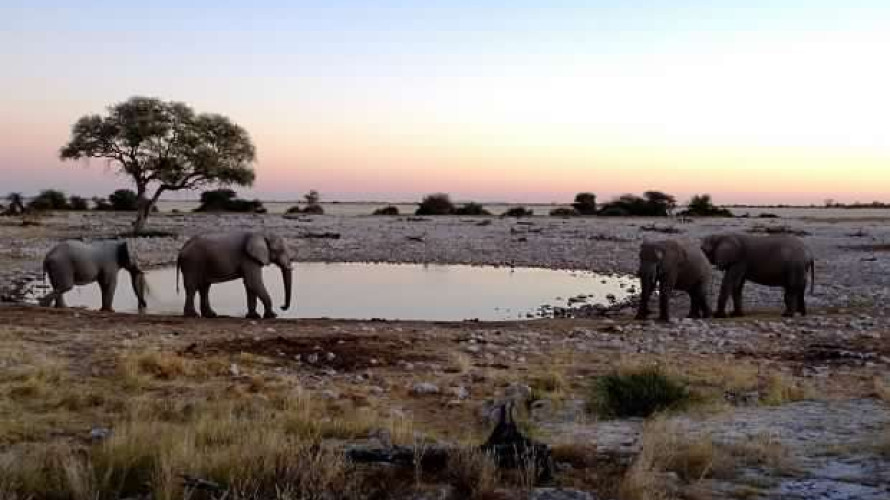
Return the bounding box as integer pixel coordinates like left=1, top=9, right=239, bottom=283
left=2, top=1, right=890, bottom=204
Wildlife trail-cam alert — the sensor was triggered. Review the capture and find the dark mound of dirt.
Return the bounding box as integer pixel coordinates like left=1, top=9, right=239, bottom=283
left=185, top=334, right=437, bottom=372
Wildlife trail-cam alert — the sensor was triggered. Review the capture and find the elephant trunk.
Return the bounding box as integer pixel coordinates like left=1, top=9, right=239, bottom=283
left=280, top=265, right=293, bottom=310
left=130, top=271, right=148, bottom=312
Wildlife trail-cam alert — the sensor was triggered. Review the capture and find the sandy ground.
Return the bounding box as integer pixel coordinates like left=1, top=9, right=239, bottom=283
left=0, top=211, right=889, bottom=499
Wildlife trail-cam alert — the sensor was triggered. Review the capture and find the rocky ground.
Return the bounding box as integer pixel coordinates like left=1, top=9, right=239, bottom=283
left=0, top=211, right=888, bottom=499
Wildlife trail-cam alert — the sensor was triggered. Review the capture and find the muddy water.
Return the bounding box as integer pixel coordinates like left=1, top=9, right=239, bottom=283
left=36, top=263, right=636, bottom=321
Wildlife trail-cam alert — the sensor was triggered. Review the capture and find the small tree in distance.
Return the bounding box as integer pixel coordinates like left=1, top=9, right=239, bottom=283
left=108, top=189, right=139, bottom=211
left=59, top=96, right=256, bottom=233
left=28, top=190, right=69, bottom=211
left=572, top=192, right=598, bottom=215
left=679, top=194, right=733, bottom=217
left=416, top=193, right=455, bottom=215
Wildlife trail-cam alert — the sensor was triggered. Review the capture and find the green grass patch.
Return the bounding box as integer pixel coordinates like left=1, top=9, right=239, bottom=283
left=587, top=368, right=689, bottom=419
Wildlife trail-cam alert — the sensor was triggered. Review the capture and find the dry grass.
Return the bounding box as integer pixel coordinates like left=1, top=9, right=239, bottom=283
left=446, top=447, right=499, bottom=497
left=760, top=373, right=812, bottom=406
left=619, top=418, right=796, bottom=500
left=874, top=376, right=890, bottom=403
left=0, top=391, right=401, bottom=500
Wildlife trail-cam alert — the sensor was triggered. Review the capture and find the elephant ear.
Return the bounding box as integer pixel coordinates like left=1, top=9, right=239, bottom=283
left=245, top=234, right=271, bottom=265
left=714, top=237, right=742, bottom=270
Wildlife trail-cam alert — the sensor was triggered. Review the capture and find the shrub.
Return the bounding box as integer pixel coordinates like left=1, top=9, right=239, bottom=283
left=453, top=202, right=491, bottom=216
left=195, top=189, right=265, bottom=213
left=549, top=207, right=578, bottom=217
left=502, top=207, right=533, bottom=217
left=68, top=196, right=89, bottom=211
left=301, top=204, right=324, bottom=215
left=27, top=190, right=69, bottom=211
left=373, top=205, right=400, bottom=216
left=598, top=192, right=675, bottom=217
left=572, top=192, right=598, bottom=215
left=4, top=192, right=26, bottom=215
left=678, top=194, right=733, bottom=217
left=587, top=368, right=689, bottom=418
left=416, top=193, right=455, bottom=215
left=108, top=189, right=139, bottom=211
left=302, top=190, right=324, bottom=214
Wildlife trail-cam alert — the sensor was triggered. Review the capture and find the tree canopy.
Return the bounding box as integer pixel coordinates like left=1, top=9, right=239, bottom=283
left=59, top=96, right=256, bottom=232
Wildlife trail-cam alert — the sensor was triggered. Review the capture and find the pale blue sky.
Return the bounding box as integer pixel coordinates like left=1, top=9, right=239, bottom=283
left=2, top=1, right=889, bottom=202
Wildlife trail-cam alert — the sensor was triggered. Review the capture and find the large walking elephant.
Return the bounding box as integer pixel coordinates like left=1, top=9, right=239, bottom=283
left=635, top=239, right=712, bottom=322
left=700, top=233, right=814, bottom=318
left=41, top=240, right=147, bottom=312
left=176, top=232, right=293, bottom=319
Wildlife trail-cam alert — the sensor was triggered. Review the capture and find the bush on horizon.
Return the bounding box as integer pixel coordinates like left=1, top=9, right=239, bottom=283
left=27, top=189, right=70, bottom=211
left=287, top=190, right=324, bottom=215
left=108, top=189, right=139, bottom=211
left=598, top=191, right=676, bottom=217
left=416, top=193, right=455, bottom=215
left=502, top=206, right=534, bottom=217
left=453, top=202, right=491, bottom=216
left=678, top=194, right=733, bottom=217
left=572, top=192, right=598, bottom=215
left=373, top=205, right=400, bottom=216
left=550, top=207, right=578, bottom=217
left=195, top=189, right=265, bottom=213
left=68, top=195, right=89, bottom=211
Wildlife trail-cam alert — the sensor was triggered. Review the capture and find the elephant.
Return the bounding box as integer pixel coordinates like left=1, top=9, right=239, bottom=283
left=176, top=231, right=293, bottom=319
left=40, top=240, right=147, bottom=312
left=700, top=233, right=815, bottom=318
left=635, top=239, right=713, bottom=322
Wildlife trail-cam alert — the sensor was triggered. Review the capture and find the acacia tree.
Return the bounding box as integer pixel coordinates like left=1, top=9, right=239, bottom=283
left=59, top=97, right=256, bottom=233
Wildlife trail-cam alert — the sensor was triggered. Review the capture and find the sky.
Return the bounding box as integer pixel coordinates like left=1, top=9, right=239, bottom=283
left=2, top=1, right=890, bottom=204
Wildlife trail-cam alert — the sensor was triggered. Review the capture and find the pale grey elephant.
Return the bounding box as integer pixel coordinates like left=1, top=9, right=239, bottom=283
left=176, top=232, right=293, bottom=319
left=636, top=239, right=712, bottom=322
left=701, top=233, right=815, bottom=318
left=41, top=240, right=147, bottom=312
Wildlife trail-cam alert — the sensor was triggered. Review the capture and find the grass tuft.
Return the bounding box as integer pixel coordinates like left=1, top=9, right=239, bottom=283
left=588, top=368, right=689, bottom=418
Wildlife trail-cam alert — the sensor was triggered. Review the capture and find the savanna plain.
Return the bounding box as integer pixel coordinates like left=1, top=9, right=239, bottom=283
left=1, top=209, right=889, bottom=500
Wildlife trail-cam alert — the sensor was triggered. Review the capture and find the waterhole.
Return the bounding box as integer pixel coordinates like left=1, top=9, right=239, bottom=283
left=30, top=263, right=636, bottom=321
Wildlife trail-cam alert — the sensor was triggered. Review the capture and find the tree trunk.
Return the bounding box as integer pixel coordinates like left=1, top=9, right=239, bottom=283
left=132, top=187, right=164, bottom=234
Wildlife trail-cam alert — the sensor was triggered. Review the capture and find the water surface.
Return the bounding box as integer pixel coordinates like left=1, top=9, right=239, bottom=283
left=41, top=263, right=635, bottom=321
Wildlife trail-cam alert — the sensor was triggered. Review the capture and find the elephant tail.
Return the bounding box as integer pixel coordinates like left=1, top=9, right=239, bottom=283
left=175, top=258, right=181, bottom=295
left=809, top=259, right=815, bottom=295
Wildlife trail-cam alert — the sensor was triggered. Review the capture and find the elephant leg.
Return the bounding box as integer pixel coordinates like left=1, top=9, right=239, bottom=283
left=697, top=283, right=713, bottom=319
left=657, top=283, right=672, bottom=322
left=782, top=288, right=797, bottom=317
left=731, top=280, right=746, bottom=317
left=687, top=290, right=701, bottom=319
left=183, top=284, right=199, bottom=318
left=42, top=269, right=72, bottom=308
left=245, top=288, right=260, bottom=319
left=635, top=287, right=652, bottom=320
left=243, top=266, right=276, bottom=319
left=797, top=286, right=807, bottom=316
left=715, top=277, right=732, bottom=318
left=200, top=285, right=217, bottom=318
left=99, top=277, right=117, bottom=313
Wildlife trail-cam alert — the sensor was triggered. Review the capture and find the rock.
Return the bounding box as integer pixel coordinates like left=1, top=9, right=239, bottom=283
left=451, top=386, right=470, bottom=400
left=411, top=382, right=440, bottom=396
left=306, top=353, right=319, bottom=364
left=505, top=383, right=532, bottom=402
left=369, top=386, right=385, bottom=396
left=530, top=488, right=596, bottom=500
left=90, top=426, right=111, bottom=442
left=319, top=390, right=339, bottom=400
left=228, top=363, right=240, bottom=377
